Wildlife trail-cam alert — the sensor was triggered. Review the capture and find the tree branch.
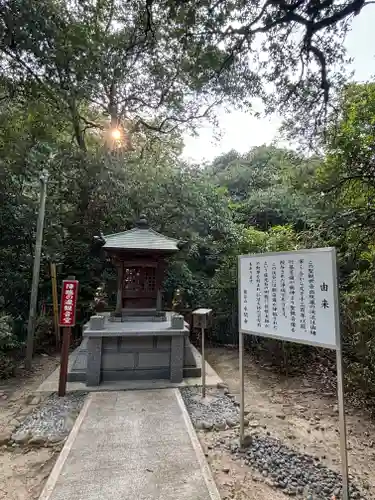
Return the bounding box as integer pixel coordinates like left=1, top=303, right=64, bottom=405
left=79, top=115, right=105, bottom=130
left=309, top=45, right=329, bottom=104
left=323, top=174, right=371, bottom=194
left=313, top=0, right=366, bottom=33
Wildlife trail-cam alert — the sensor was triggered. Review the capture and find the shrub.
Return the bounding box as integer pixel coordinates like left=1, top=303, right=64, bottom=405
left=0, top=313, right=20, bottom=378
left=342, top=262, right=375, bottom=403
left=208, top=225, right=316, bottom=370
left=34, top=314, right=55, bottom=351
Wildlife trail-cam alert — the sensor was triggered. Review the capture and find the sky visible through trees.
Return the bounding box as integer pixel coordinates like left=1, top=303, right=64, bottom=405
left=183, top=3, right=375, bottom=163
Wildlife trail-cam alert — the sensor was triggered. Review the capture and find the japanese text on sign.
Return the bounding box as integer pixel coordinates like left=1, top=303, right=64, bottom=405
left=59, top=280, right=79, bottom=327
left=239, top=248, right=338, bottom=349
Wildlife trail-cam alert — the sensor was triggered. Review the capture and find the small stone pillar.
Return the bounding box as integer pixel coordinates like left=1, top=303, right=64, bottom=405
left=170, top=314, right=185, bottom=383
left=171, top=314, right=184, bottom=329
left=89, top=315, right=105, bottom=329
left=86, top=315, right=105, bottom=387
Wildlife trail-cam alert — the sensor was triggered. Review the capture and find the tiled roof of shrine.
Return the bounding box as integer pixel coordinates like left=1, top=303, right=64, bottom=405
left=102, top=215, right=180, bottom=252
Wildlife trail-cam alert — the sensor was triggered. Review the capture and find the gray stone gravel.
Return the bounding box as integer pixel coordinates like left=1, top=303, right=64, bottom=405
left=180, top=386, right=366, bottom=499
left=228, top=433, right=366, bottom=500
left=12, top=392, right=87, bottom=444
left=180, top=386, right=239, bottom=429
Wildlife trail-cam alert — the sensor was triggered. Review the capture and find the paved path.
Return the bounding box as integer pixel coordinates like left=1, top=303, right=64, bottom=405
left=39, top=390, right=221, bottom=500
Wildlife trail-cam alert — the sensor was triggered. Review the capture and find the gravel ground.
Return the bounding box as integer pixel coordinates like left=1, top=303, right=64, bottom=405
left=179, top=386, right=240, bottom=429
left=11, top=392, right=87, bottom=444
left=227, top=433, right=366, bottom=500
left=180, top=386, right=366, bottom=499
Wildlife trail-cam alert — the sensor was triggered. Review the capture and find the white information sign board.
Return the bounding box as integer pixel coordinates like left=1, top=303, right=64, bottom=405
left=238, top=247, right=348, bottom=499
left=239, top=248, right=339, bottom=349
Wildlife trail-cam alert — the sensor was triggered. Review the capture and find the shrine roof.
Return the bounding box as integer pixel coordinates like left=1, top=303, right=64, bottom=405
left=102, top=215, right=180, bottom=252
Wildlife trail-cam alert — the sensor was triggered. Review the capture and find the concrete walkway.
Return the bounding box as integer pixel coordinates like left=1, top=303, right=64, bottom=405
left=39, top=390, right=221, bottom=500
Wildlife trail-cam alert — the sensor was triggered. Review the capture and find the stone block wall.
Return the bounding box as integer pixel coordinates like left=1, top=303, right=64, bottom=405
left=68, top=333, right=201, bottom=384
left=100, top=335, right=172, bottom=381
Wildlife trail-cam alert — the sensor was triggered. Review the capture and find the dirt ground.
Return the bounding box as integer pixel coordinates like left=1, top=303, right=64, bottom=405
left=1, top=348, right=374, bottom=500
left=200, top=346, right=375, bottom=500
left=0, top=355, right=60, bottom=500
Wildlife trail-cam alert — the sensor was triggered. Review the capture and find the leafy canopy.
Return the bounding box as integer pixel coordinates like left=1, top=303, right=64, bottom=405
left=1, top=0, right=373, bottom=150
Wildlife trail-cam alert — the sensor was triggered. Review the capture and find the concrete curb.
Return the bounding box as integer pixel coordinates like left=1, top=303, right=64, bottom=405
left=38, top=395, right=92, bottom=500
left=174, top=389, right=222, bottom=500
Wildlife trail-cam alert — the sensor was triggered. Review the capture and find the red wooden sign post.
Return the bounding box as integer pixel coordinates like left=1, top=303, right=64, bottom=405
left=58, top=279, right=79, bottom=397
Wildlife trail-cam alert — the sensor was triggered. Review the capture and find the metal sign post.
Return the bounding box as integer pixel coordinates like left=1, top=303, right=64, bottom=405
left=332, top=250, right=350, bottom=499
left=239, top=329, right=245, bottom=445
left=192, top=308, right=213, bottom=399
left=201, top=326, right=206, bottom=398
left=336, top=347, right=349, bottom=499
left=238, top=248, right=348, bottom=500
left=58, top=279, right=79, bottom=397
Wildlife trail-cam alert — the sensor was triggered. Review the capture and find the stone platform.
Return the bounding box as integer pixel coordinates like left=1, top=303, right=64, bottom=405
left=68, top=312, right=200, bottom=386
left=36, top=344, right=221, bottom=393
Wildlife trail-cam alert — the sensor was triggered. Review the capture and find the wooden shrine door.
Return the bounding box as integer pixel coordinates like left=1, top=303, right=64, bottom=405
left=122, top=265, right=158, bottom=309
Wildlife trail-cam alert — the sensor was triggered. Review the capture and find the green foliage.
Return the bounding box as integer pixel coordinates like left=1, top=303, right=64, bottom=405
left=209, top=225, right=299, bottom=344
left=204, top=86, right=375, bottom=397
left=0, top=85, right=238, bottom=352
left=209, top=145, right=322, bottom=230
left=341, top=252, right=375, bottom=400
left=0, top=0, right=263, bottom=150
left=312, top=83, right=375, bottom=401
left=163, top=261, right=208, bottom=310
left=236, top=186, right=318, bottom=231
left=34, top=314, right=55, bottom=351
left=1, top=0, right=370, bottom=152
left=319, top=83, right=375, bottom=229
left=210, top=146, right=291, bottom=199
left=0, top=313, right=20, bottom=378
left=0, top=314, right=18, bottom=350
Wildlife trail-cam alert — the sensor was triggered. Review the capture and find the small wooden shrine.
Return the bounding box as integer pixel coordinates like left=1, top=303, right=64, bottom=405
left=102, top=215, right=181, bottom=315
left=67, top=215, right=200, bottom=386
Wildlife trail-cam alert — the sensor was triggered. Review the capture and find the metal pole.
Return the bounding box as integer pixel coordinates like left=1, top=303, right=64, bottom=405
left=58, top=327, right=71, bottom=397
left=50, top=262, right=60, bottom=347
left=25, top=171, right=49, bottom=369
left=336, top=348, right=349, bottom=499
left=201, top=326, right=206, bottom=398
left=239, top=330, right=245, bottom=446
left=331, top=248, right=349, bottom=500
left=238, top=255, right=245, bottom=446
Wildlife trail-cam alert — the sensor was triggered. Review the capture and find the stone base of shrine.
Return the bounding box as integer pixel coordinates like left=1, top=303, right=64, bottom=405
left=67, top=314, right=201, bottom=386
left=109, top=309, right=167, bottom=322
